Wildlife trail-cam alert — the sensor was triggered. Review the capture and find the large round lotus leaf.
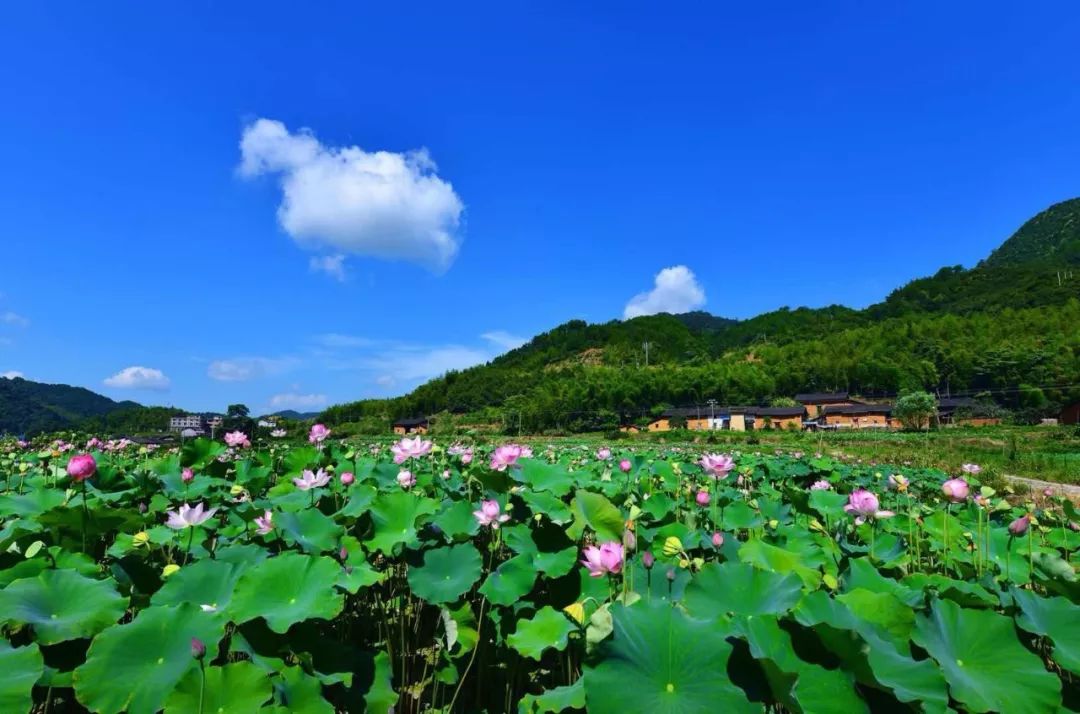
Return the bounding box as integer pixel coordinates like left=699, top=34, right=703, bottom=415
left=229, top=553, right=345, bottom=633
left=407, top=543, right=482, bottom=604
left=270, top=666, right=334, bottom=713
left=911, top=598, right=1061, bottom=714
left=364, top=491, right=438, bottom=554
left=519, top=679, right=585, bottom=713
left=683, top=562, right=802, bottom=617
left=275, top=508, right=344, bottom=554
left=0, top=569, right=127, bottom=644
left=151, top=558, right=249, bottom=610
left=533, top=546, right=578, bottom=578
left=514, top=459, right=576, bottom=497
left=566, top=490, right=624, bottom=542
left=478, top=554, right=537, bottom=606
left=738, top=539, right=822, bottom=588
left=73, top=603, right=226, bottom=714
left=508, top=606, right=577, bottom=660
left=431, top=499, right=481, bottom=540
left=584, top=601, right=760, bottom=713
left=0, top=641, right=43, bottom=712
left=835, top=588, right=915, bottom=644
left=1011, top=587, right=1080, bottom=676
left=521, top=490, right=574, bottom=524
left=164, top=661, right=273, bottom=713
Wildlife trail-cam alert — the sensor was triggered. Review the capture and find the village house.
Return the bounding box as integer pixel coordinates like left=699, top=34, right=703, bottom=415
left=747, top=406, right=807, bottom=430
left=820, top=403, right=892, bottom=429
left=393, top=417, right=430, bottom=435
left=938, top=397, right=1002, bottom=427
left=1061, top=401, right=1080, bottom=426
left=795, top=392, right=862, bottom=419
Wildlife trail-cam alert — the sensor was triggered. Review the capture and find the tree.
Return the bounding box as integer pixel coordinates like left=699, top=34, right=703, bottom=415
left=224, top=404, right=254, bottom=435
left=893, top=391, right=937, bottom=431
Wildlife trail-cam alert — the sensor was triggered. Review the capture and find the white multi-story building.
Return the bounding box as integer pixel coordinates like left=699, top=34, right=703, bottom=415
left=169, top=414, right=205, bottom=433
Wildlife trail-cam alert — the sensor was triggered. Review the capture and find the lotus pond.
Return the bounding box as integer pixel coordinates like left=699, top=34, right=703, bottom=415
left=1, top=432, right=1079, bottom=713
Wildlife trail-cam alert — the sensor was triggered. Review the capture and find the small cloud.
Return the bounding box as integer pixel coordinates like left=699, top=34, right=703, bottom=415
left=104, top=366, right=171, bottom=391
left=1, top=370, right=24, bottom=379
left=267, top=392, right=328, bottom=411
left=309, top=254, right=347, bottom=281
left=1, top=311, right=29, bottom=327
left=359, top=345, right=491, bottom=383
left=239, top=118, right=465, bottom=273
left=207, top=356, right=297, bottom=382
left=374, top=375, right=396, bottom=387
left=481, top=330, right=528, bottom=352
left=623, top=265, right=706, bottom=319
left=314, top=333, right=376, bottom=349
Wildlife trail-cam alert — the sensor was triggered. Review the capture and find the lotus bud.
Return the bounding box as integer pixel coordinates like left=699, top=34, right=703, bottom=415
left=1008, top=515, right=1030, bottom=536
left=642, top=551, right=655, bottom=569
left=190, top=637, right=206, bottom=660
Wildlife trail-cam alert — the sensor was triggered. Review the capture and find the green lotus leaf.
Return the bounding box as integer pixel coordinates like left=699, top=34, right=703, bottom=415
left=566, top=490, right=624, bottom=542
left=1011, top=587, right=1080, bottom=676
left=735, top=613, right=868, bottom=713
left=364, top=491, right=439, bottom=554
left=270, top=666, right=335, bottom=713
left=807, top=488, right=849, bottom=517
left=683, top=561, right=803, bottom=617
left=164, top=661, right=273, bottom=713
left=794, top=591, right=948, bottom=712
left=0, top=489, right=65, bottom=518
left=738, top=538, right=821, bottom=588
left=151, top=557, right=249, bottom=610
left=508, top=606, right=577, bottom=660
left=407, top=543, right=483, bottom=604
left=534, top=546, right=578, bottom=578
left=275, top=508, right=345, bottom=554
left=514, top=459, right=576, bottom=497
left=335, top=484, right=378, bottom=519
left=843, top=558, right=922, bottom=606
left=180, top=437, right=227, bottom=470
left=479, top=554, right=537, bottom=606
left=364, top=650, right=397, bottom=714
left=229, top=553, right=345, bottom=633
left=911, top=597, right=1061, bottom=714
left=0, top=641, right=43, bottom=713
left=73, top=603, right=226, bottom=714
left=901, top=573, right=996, bottom=608
left=721, top=501, right=763, bottom=529
left=584, top=601, right=759, bottom=713
left=521, top=490, right=574, bottom=524
left=442, top=602, right=479, bottom=657
left=835, top=588, right=915, bottom=643
left=432, top=499, right=481, bottom=540
left=0, top=569, right=127, bottom=645
left=519, top=678, right=585, bottom=713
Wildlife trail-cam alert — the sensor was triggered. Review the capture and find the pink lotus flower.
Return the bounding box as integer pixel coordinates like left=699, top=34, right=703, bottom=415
left=490, top=444, right=530, bottom=471
left=941, top=478, right=969, bottom=503
left=270, top=428, right=287, bottom=438
left=473, top=499, right=510, bottom=529
left=181, top=468, right=195, bottom=484
left=712, top=532, right=724, bottom=547
left=191, top=637, right=206, bottom=660
left=581, top=542, right=624, bottom=577
left=66, top=453, right=97, bottom=482
left=442, top=469, right=451, bottom=479
left=397, top=470, right=416, bottom=489
left=961, top=463, right=982, bottom=475
left=597, top=447, right=612, bottom=460
left=86, top=437, right=103, bottom=449
left=254, top=510, right=273, bottom=534
left=619, top=459, right=632, bottom=473
left=308, top=423, right=330, bottom=444
left=340, top=471, right=354, bottom=486
left=888, top=474, right=909, bottom=491
left=699, top=453, right=735, bottom=480
left=165, top=502, right=218, bottom=529
left=1009, top=515, right=1030, bottom=536
left=224, top=431, right=250, bottom=448
left=391, top=436, right=433, bottom=464
left=843, top=489, right=894, bottom=525
left=696, top=490, right=710, bottom=506
left=810, top=480, right=831, bottom=491
left=642, top=551, right=655, bottom=569
left=293, top=468, right=331, bottom=491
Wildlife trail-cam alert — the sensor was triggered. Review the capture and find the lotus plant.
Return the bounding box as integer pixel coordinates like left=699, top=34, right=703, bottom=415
left=391, top=436, right=433, bottom=464
left=473, top=499, right=510, bottom=529
left=581, top=542, right=624, bottom=577
left=699, top=453, right=735, bottom=479
left=166, top=502, right=219, bottom=530
left=293, top=469, right=331, bottom=491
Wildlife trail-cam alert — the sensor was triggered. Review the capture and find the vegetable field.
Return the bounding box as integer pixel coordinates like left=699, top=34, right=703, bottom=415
left=1, top=430, right=1078, bottom=713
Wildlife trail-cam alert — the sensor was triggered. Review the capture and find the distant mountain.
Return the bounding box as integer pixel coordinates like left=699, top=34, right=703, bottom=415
left=321, top=197, right=1080, bottom=431
left=0, top=376, right=142, bottom=435
left=267, top=410, right=320, bottom=421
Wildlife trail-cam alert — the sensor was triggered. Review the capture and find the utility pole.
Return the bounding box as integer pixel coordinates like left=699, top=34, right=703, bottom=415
left=707, top=399, right=717, bottom=430
left=643, top=341, right=650, bottom=367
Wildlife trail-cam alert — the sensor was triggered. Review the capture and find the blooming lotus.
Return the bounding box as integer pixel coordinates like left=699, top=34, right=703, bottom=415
left=166, top=502, right=218, bottom=530
left=254, top=510, right=274, bottom=534
left=391, top=436, right=433, bottom=464
left=581, top=542, right=624, bottom=577
left=66, top=453, right=97, bottom=482
left=224, top=431, right=250, bottom=448
left=843, top=489, right=894, bottom=525
left=810, top=480, right=831, bottom=491
left=597, top=447, right=611, bottom=460
left=490, top=443, right=530, bottom=471
left=699, top=453, right=735, bottom=479
left=293, top=469, right=331, bottom=491
left=961, top=463, right=982, bottom=475
left=270, top=428, right=287, bottom=438
left=86, top=437, right=102, bottom=449
left=397, top=470, right=416, bottom=489
left=309, top=423, right=330, bottom=444
left=888, top=474, right=909, bottom=491
left=473, top=499, right=510, bottom=529
left=942, top=478, right=970, bottom=503
left=618, top=459, right=632, bottom=473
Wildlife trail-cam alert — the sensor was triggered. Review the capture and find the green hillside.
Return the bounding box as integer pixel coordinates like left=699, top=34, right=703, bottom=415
left=321, top=198, right=1080, bottom=432
left=0, top=376, right=178, bottom=436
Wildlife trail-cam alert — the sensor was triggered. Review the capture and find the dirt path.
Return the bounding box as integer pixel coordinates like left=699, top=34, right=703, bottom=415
left=1002, top=474, right=1080, bottom=499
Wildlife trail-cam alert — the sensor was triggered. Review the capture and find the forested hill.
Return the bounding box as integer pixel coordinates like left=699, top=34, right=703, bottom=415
left=0, top=376, right=180, bottom=436
left=320, top=197, right=1080, bottom=431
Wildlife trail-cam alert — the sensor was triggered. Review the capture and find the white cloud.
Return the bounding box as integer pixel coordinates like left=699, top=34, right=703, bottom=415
left=268, top=392, right=328, bottom=411
left=207, top=356, right=297, bottom=382
left=309, top=254, right=347, bottom=281
left=104, top=366, right=171, bottom=391
left=481, top=330, right=528, bottom=352
left=1, top=370, right=24, bottom=379
left=374, top=375, right=396, bottom=387
left=354, top=345, right=491, bottom=385
left=314, top=333, right=377, bottom=349
left=1, top=311, right=29, bottom=327
left=239, top=118, right=465, bottom=273
left=623, top=265, right=706, bottom=319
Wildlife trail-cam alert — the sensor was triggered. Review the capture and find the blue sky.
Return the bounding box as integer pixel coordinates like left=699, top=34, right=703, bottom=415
left=1, top=2, right=1079, bottom=413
